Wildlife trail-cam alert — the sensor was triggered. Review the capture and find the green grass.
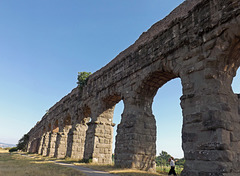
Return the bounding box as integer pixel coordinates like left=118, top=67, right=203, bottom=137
left=0, top=149, right=184, bottom=176
left=74, top=163, right=166, bottom=176
left=0, top=149, right=86, bottom=176
left=156, top=165, right=183, bottom=175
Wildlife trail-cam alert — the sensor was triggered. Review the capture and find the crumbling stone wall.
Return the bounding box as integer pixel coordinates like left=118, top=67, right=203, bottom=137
left=26, top=0, right=240, bottom=175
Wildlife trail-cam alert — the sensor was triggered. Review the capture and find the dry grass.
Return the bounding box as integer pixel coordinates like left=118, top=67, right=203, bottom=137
left=0, top=151, right=86, bottom=176
left=0, top=148, right=9, bottom=153
left=74, top=163, right=166, bottom=176
left=0, top=149, right=167, bottom=176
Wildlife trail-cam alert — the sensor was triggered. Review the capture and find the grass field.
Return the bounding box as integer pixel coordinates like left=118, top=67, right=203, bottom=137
left=0, top=148, right=8, bottom=153
left=0, top=149, right=85, bottom=176
left=0, top=149, right=178, bottom=176
left=74, top=163, right=165, bottom=176
left=27, top=154, right=168, bottom=175
left=156, top=165, right=183, bottom=175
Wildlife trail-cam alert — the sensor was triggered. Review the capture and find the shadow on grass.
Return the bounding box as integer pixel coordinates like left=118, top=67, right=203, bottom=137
left=16, top=152, right=167, bottom=176
left=74, top=163, right=166, bottom=176
left=0, top=152, right=86, bottom=176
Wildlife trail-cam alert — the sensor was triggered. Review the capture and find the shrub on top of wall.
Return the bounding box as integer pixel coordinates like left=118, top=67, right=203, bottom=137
left=77, top=72, right=91, bottom=91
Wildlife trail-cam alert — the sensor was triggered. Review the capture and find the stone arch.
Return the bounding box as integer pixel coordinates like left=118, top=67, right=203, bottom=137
left=115, top=69, right=179, bottom=171
left=41, top=123, right=52, bottom=156
left=63, top=114, right=72, bottom=131
left=223, top=30, right=240, bottom=96
left=216, top=21, right=240, bottom=75
left=226, top=39, right=240, bottom=75
left=82, top=105, right=92, bottom=124
left=153, top=78, right=183, bottom=158
left=42, top=126, right=47, bottom=134
left=137, top=71, right=178, bottom=99
left=84, top=94, right=122, bottom=164
left=48, top=123, right=51, bottom=132
left=102, top=94, right=122, bottom=162
left=28, top=138, right=40, bottom=154
left=47, top=119, right=59, bottom=157
left=103, top=94, right=122, bottom=107
left=66, top=105, right=92, bottom=159
left=37, top=126, right=47, bottom=154
left=116, top=25, right=240, bottom=172
left=178, top=28, right=240, bottom=174
left=52, top=119, right=59, bottom=133
left=54, top=114, right=72, bottom=159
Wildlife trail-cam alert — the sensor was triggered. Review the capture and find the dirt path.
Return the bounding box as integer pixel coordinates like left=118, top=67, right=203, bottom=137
left=56, top=162, right=117, bottom=176
left=20, top=154, right=165, bottom=176
left=21, top=154, right=116, bottom=176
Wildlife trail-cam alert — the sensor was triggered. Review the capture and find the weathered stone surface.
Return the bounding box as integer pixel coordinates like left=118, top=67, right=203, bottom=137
left=26, top=0, right=240, bottom=174
left=41, top=132, right=50, bottom=156
left=47, top=133, right=57, bottom=157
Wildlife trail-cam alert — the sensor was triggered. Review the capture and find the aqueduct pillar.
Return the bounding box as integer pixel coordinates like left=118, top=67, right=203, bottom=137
left=84, top=102, right=115, bottom=164
left=37, top=128, right=46, bottom=155
left=180, top=64, right=240, bottom=174
left=66, top=122, right=88, bottom=159
left=41, top=132, right=50, bottom=156
left=47, top=120, right=59, bottom=157
left=115, top=94, right=156, bottom=172
left=54, top=115, right=72, bottom=158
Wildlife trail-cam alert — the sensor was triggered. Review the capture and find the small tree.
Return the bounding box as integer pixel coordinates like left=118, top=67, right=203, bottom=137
left=156, top=150, right=185, bottom=167
left=17, top=134, right=29, bottom=152
left=156, top=151, right=171, bottom=166
left=77, top=72, right=91, bottom=90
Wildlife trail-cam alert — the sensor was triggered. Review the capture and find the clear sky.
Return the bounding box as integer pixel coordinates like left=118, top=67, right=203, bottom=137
left=0, top=0, right=239, bottom=159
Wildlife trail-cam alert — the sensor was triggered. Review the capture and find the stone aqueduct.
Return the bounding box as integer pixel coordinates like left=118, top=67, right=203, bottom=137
left=27, top=0, right=240, bottom=175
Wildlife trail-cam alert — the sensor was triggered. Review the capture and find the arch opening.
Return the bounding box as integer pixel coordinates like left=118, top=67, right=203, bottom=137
left=63, top=115, right=72, bottom=132
left=52, top=119, right=59, bottom=133
left=54, top=115, right=72, bottom=159
left=153, top=78, right=184, bottom=173
left=42, top=127, right=46, bottom=135
left=228, top=39, right=240, bottom=94
left=47, top=123, right=51, bottom=132
left=83, top=105, right=92, bottom=124
left=138, top=71, right=178, bottom=99
left=232, top=68, right=240, bottom=94
left=48, top=119, right=59, bottom=157
left=98, top=94, right=122, bottom=164
left=114, top=70, right=182, bottom=171
left=130, top=70, right=182, bottom=172
left=112, top=99, right=124, bottom=162
left=83, top=94, right=122, bottom=164
left=66, top=107, right=91, bottom=160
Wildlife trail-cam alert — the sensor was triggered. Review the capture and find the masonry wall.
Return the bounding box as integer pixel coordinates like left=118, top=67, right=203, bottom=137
left=27, top=0, right=240, bottom=174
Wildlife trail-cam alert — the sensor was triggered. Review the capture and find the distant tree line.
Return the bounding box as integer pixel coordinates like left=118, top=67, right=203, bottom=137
left=156, top=151, right=185, bottom=167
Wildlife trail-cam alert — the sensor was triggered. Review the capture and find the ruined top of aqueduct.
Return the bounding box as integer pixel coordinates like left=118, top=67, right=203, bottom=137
left=27, top=0, right=240, bottom=175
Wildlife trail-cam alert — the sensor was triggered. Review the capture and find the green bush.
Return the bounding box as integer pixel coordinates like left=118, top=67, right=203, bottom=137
left=9, top=147, right=18, bottom=153
left=77, top=72, right=91, bottom=90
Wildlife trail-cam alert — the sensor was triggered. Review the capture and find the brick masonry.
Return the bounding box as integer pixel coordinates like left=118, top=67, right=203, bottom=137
left=27, top=0, right=240, bottom=174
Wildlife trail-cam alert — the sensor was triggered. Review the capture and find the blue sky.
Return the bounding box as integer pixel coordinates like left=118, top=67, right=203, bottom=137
left=0, top=0, right=239, bottom=159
